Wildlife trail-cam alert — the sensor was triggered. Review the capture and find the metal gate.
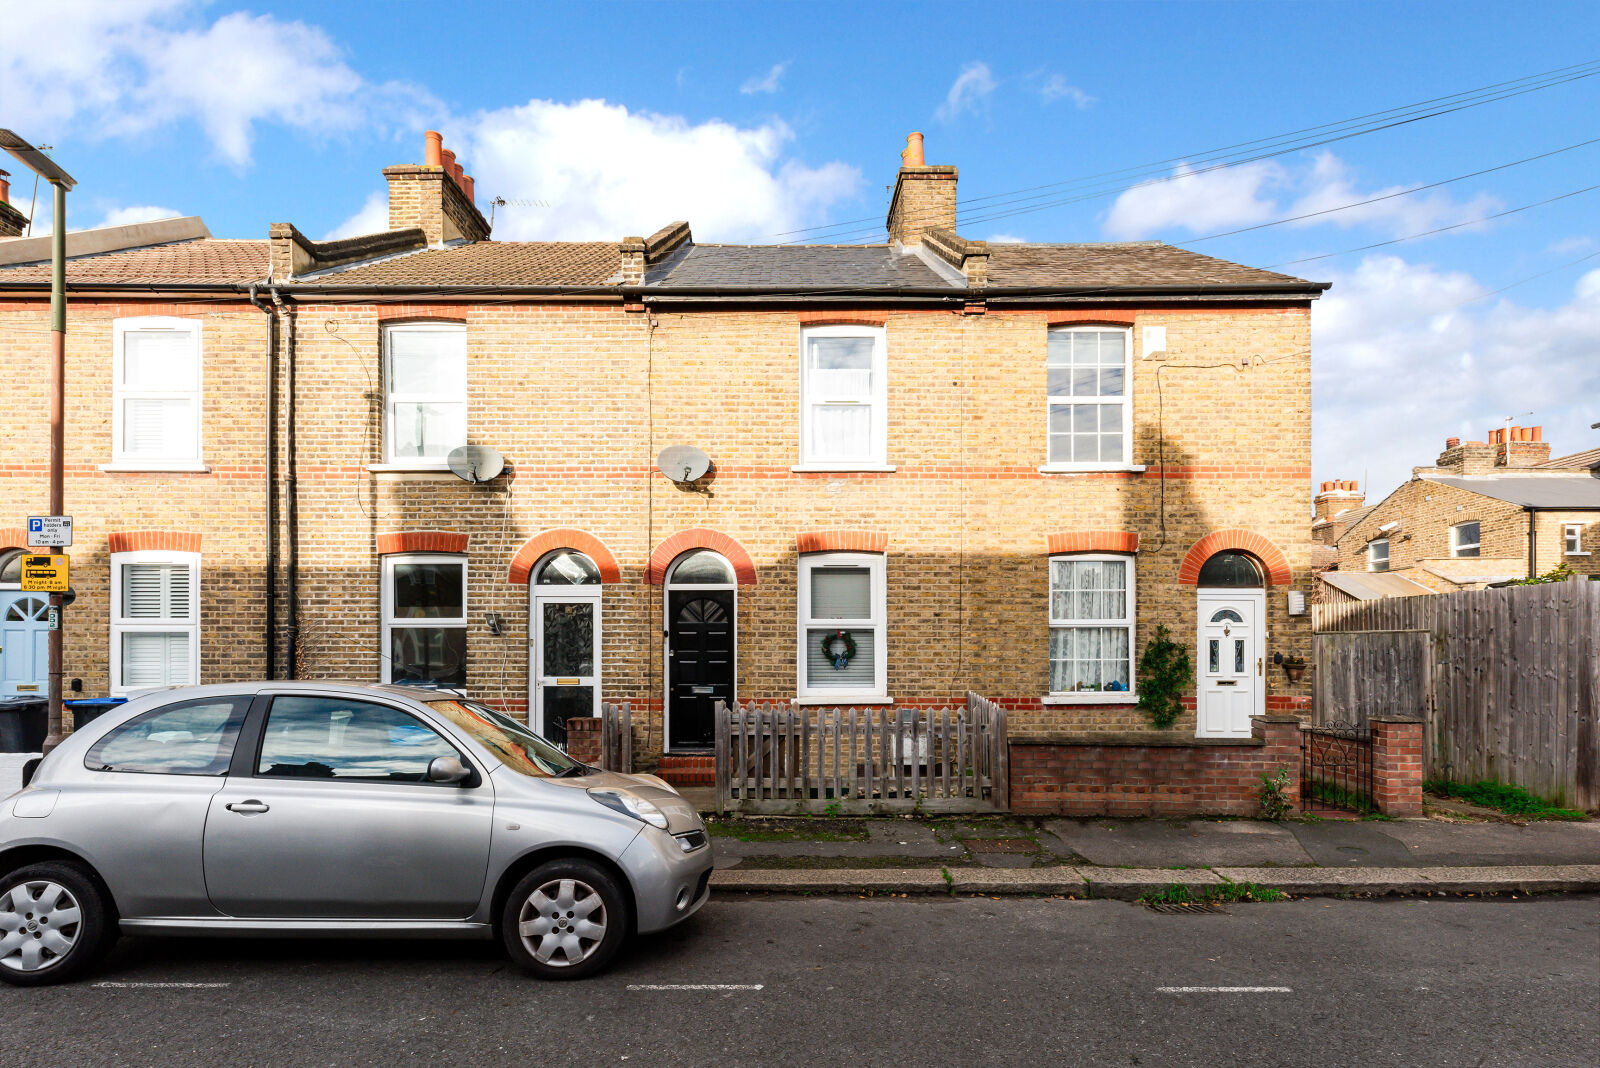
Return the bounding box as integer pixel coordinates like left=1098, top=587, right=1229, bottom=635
left=1300, top=724, right=1374, bottom=814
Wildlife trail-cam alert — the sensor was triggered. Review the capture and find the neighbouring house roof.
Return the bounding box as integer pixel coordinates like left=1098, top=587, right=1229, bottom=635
left=1311, top=544, right=1338, bottom=570
left=644, top=244, right=951, bottom=289
left=1422, top=474, right=1600, bottom=509
left=982, top=242, right=1314, bottom=290
left=0, top=238, right=268, bottom=285
left=300, top=241, right=621, bottom=287
left=1419, top=564, right=1524, bottom=586
left=1538, top=447, right=1600, bottom=470
left=1320, top=571, right=1434, bottom=601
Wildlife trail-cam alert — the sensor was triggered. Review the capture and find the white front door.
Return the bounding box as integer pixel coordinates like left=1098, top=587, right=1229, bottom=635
left=0, top=592, right=50, bottom=697
left=1196, top=591, right=1264, bottom=737
left=530, top=590, right=600, bottom=749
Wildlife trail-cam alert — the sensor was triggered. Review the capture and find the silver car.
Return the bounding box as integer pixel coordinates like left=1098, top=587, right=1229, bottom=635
left=0, top=682, right=713, bottom=986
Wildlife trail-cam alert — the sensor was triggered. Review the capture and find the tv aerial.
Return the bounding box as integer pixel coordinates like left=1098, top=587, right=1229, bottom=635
left=657, top=445, right=711, bottom=483
left=447, top=445, right=506, bottom=484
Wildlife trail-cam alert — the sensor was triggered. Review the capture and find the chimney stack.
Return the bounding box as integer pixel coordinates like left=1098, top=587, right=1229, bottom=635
left=1313, top=479, right=1364, bottom=522
left=0, top=169, right=27, bottom=239
left=1494, top=424, right=1551, bottom=468
left=887, top=131, right=957, bottom=246
left=382, top=131, right=489, bottom=246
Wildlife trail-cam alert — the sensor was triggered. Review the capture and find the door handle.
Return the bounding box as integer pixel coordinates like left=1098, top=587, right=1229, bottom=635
left=1257, top=657, right=1263, bottom=677
left=226, top=800, right=269, bottom=814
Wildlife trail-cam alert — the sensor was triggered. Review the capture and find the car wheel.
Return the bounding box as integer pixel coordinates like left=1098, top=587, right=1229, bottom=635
left=500, top=859, right=631, bottom=980
left=0, top=861, right=114, bottom=987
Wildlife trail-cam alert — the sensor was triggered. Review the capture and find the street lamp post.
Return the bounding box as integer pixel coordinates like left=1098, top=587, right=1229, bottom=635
left=1, top=130, right=77, bottom=753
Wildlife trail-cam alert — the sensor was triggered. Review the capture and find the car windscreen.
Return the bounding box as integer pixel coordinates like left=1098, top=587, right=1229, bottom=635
left=423, top=700, right=582, bottom=778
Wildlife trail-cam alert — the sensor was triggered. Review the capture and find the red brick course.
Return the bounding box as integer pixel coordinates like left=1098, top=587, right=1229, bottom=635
left=375, top=530, right=469, bottom=556
left=796, top=530, right=890, bottom=554
left=106, top=530, right=202, bottom=554
left=1371, top=718, right=1425, bottom=817
left=1046, top=530, right=1140, bottom=555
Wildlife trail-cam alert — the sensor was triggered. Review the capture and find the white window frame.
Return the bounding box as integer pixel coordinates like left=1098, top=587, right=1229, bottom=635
left=1044, top=553, right=1137, bottom=705
left=796, top=324, right=890, bottom=471
left=1563, top=523, right=1588, bottom=556
left=796, top=551, right=887, bottom=701
left=109, top=550, right=201, bottom=697
left=1041, top=324, right=1136, bottom=473
left=1368, top=538, right=1390, bottom=572
left=1450, top=521, right=1481, bottom=558
left=380, top=553, right=468, bottom=685
left=110, top=317, right=203, bottom=469
left=530, top=550, right=604, bottom=741
left=382, top=322, right=468, bottom=467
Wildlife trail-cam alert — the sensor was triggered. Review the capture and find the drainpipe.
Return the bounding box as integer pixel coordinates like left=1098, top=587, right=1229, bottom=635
left=1527, top=508, right=1538, bottom=579
left=271, top=288, right=300, bottom=678
left=247, top=282, right=278, bottom=679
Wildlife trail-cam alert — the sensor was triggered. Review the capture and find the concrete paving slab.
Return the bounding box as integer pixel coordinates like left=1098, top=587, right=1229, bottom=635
left=710, top=867, right=951, bottom=894
left=1286, top=820, right=1418, bottom=866
left=1215, top=866, right=1429, bottom=896
left=950, top=868, right=1089, bottom=895
left=707, top=818, right=951, bottom=860
left=1377, top=820, right=1600, bottom=866
left=1408, top=864, right=1600, bottom=894
left=1043, top=817, right=1313, bottom=867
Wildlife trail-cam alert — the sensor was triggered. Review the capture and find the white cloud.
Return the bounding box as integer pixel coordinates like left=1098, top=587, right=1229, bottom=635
left=740, top=62, right=789, bottom=95
left=1314, top=255, right=1600, bottom=497
left=1038, top=74, right=1095, bottom=109
left=937, top=62, right=997, bottom=122
left=326, top=99, right=862, bottom=243
left=987, top=233, right=1028, bottom=244
left=1104, top=161, right=1284, bottom=239
left=323, top=191, right=388, bottom=241
left=0, top=1, right=432, bottom=167
left=95, top=204, right=183, bottom=228
left=1284, top=153, right=1498, bottom=239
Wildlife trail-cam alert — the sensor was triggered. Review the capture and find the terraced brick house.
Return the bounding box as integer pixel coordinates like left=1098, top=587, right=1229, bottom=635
left=0, top=132, right=1327, bottom=774
left=1326, top=427, right=1600, bottom=601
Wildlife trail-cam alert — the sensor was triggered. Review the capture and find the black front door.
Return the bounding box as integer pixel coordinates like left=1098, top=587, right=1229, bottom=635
left=668, top=589, right=734, bottom=750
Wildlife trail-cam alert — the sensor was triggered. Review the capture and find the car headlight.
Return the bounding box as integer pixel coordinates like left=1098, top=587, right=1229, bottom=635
left=588, top=788, right=669, bottom=830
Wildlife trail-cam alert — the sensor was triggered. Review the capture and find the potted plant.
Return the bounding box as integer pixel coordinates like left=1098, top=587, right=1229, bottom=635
left=1281, top=655, right=1307, bottom=684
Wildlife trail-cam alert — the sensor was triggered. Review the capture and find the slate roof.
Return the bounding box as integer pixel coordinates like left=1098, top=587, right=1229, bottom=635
left=1538, top=447, right=1600, bottom=470
left=0, top=239, right=268, bottom=285
left=1424, top=474, right=1600, bottom=509
left=306, top=241, right=619, bottom=287
left=984, top=242, right=1315, bottom=289
left=645, top=243, right=951, bottom=289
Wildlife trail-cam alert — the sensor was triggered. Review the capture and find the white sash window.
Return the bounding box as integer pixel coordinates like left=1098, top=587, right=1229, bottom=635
left=384, top=323, right=468, bottom=464
left=1046, top=326, right=1131, bottom=469
left=797, top=552, right=886, bottom=699
left=800, top=326, right=887, bottom=468
left=113, top=318, right=202, bottom=465
left=1049, top=555, right=1135, bottom=697
left=111, top=551, right=201, bottom=695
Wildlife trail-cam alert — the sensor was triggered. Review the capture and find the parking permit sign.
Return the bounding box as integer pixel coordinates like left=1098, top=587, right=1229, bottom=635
left=21, top=554, right=69, bottom=592
left=27, top=515, right=73, bottom=548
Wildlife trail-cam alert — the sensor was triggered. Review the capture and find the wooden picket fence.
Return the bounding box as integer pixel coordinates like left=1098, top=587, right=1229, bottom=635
left=714, top=693, right=1008, bottom=814
left=599, top=702, right=633, bottom=774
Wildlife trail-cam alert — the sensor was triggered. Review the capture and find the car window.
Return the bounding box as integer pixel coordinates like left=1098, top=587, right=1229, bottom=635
left=85, top=697, right=250, bottom=776
left=424, top=699, right=582, bottom=778
left=256, top=695, right=461, bottom=783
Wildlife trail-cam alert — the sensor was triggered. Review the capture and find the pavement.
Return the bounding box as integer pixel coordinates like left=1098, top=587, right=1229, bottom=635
left=3, top=896, right=1595, bottom=1065
left=702, top=809, right=1600, bottom=899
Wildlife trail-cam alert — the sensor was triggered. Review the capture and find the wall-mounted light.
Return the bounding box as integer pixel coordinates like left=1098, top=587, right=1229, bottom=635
left=484, top=612, right=503, bottom=636
left=1286, top=591, right=1307, bottom=616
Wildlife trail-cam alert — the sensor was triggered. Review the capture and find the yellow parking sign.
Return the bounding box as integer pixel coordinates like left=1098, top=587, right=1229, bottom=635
left=21, top=554, right=68, bottom=592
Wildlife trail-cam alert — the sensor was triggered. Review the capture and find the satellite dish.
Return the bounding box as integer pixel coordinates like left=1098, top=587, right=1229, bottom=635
left=447, top=445, right=505, bottom=484
left=657, top=445, right=711, bottom=483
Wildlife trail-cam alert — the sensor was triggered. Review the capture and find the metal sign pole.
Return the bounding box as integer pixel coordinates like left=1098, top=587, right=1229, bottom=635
left=43, top=178, right=66, bottom=754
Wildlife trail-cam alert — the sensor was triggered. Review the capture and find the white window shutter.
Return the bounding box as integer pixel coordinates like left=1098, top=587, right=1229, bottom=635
left=122, top=563, right=193, bottom=621
left=120, top=632, right=190, bottom=688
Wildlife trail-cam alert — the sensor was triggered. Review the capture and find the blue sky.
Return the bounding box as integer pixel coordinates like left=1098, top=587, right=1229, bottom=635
left=6, top=0, right=1598, bottom=500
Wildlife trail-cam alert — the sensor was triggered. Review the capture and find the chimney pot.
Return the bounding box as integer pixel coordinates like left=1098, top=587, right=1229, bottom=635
left=425, top=131, right=443, bottom=168
left=1531, top=425, right=1542, bottom=441
left=440, top=147, right=457, bottom=177
left=461, top=174, right=474, bottom=204
left=902, top=132, right=925, bottom=168
left=1445, top=436, right=1460, bottom=448
left=0, top=168, right=9, bottom=206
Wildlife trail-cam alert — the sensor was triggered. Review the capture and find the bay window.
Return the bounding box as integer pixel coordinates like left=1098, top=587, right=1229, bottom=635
left=111, top=551, right=200, bottom=695
left=382, top=554, right=467, bottom=687
left=799, top=325, right=887, bottom=468
left=384, top=322, right=467, bottom=464
left=1049, top=555, right=1135, bottom=697
left=797, top=552, right=886, bottom=699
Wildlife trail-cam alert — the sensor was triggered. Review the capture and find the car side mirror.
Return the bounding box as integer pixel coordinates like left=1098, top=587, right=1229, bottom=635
left=428, top=756, right=472, bottom=784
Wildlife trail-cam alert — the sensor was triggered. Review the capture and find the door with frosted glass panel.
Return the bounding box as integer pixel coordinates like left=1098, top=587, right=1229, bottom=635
left=1195, top=593, right=1263, bottom=737
left=533, top=596, right=599, bottom=747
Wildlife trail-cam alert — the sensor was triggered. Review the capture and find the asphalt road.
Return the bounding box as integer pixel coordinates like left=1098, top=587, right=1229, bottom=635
left=2, top=895, right=1595, bottom=1067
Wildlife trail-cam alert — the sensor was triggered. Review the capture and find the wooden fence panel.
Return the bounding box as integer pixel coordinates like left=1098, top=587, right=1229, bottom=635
left=599, top=702, right=632, bottom=774
left=1312, top=630, right=1432, bottom=727
left=1312, top=579, right=1599, bottom=810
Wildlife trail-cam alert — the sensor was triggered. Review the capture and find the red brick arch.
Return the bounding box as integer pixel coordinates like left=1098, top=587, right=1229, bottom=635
left=0, top=528, right=25, bottom=552
left=108, top=531, right=202, bottom=554
left=1047, top=531, right=1140, bottom=555
left=648, top=528, right=757, bottom=585
left=797, top=530, right=889, bottom=554
left=1178, top=529, right=1291, bottom=586
left=507, top=528, right=621, bottom=584
left=376, top=531, right=469, bottom=556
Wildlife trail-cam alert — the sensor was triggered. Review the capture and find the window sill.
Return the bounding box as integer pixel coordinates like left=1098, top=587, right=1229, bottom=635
left=793, top=695, right=894, bottom=706
left=790, top=464, right=897, bottom=473
left=1564, top=551, right=1591, bottom=557
left=366, top=463, right=455, bottom=474
left=1042, top=692, right=1138, bottom=705
left=1038, top=464, right=1146, bottom=475
left=99, top=461, right=211, bottom=473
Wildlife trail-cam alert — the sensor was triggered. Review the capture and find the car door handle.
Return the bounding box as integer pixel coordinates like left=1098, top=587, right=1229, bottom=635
left=226, top=800, right=270, bottom=814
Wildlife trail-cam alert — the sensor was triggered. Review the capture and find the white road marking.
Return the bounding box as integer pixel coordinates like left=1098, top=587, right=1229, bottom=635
left=93, top=981, right=232, bottom=989
left=626, top=983, right=764, bottom=991
left=1156, top=986, right=1291, bottom=993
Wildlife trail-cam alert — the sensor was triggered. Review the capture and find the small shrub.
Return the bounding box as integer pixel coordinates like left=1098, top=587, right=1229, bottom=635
left=1137, top=625, right=1192, bottom=730
left=1259, top=765, right=1294, bottom=821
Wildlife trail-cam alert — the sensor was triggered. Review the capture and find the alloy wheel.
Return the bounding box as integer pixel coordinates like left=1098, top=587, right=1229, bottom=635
left=0, top=880, right=83, bottom=973
left=517, top=877, right=607, bottom=967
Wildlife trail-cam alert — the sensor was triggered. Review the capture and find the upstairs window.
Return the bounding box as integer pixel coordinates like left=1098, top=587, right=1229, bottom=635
left=1450, top=521, right=1480, bottom=558
left=113, top=318, right=202, bottom=465
left=382, top=554, right=467, bottom=687
left=1367, top=538, right=1390, bottom=572
left=384, top=323, right=467, bottom=464
left=1563, top=523, right=1584, bottom=555
left=797, top=552, right=886, bottom=698
left=111, top=551, right=200, bottom=695
left=1049, top=555, right=1134, bottom=696
left=800, top=325, right=886, bottom=467
left=1046, top=326, right=1129, bottom=467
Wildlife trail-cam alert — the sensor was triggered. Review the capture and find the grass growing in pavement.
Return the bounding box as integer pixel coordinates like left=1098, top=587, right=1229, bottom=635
left=1425, top=780, right=1589, bottom=821
left=704, top=818, right=871, bottom=842
left=1139, top=881, right=1287, bottom=906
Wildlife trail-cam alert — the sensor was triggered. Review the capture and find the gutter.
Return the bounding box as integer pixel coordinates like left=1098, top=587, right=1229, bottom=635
left=247, top=283, right=279, bottom=679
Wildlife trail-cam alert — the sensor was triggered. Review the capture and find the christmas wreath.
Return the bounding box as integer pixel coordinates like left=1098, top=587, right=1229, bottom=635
left=820, top=629, right=857, bottom=670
